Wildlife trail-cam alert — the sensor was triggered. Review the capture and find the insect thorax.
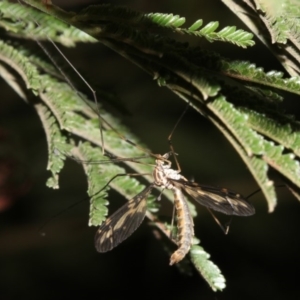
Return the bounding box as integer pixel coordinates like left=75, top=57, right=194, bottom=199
left=153, top=153, right=181, bottom=189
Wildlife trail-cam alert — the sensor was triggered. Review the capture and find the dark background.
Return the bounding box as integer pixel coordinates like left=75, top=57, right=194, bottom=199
left=1, top=1, right=300, bottom=299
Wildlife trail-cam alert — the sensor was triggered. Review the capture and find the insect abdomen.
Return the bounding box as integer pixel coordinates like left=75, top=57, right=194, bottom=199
left=170, top=187, right=194, bottom=265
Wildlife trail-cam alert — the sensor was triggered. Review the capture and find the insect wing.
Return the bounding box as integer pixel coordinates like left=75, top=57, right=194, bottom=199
left=172, top=179, right=255, bottom=216
left=95, top=185, right=154, bottom=252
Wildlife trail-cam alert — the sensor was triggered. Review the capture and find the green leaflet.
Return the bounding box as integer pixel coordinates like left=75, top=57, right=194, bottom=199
left=190, top=245, right=226, bottom=292
left=242, top=108, right=300, bottom=156
left=34, top=103, right=71, bottom=189
left=222, top=61, right=300, bottom=96
left=208, top=96, right=265, bottom=156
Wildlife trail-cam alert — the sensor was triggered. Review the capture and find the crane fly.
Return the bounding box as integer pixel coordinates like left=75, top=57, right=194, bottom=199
left=32, top=29, right=255, bottom=265
left=95, top=152, right=255, bottom=265
left=27, top=2, right=255, bottom=265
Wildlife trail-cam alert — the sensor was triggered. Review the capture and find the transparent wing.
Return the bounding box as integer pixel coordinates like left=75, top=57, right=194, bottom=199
left=94, top=184, right=154, bottom=252
left=172, top=179, right=255, bottom=216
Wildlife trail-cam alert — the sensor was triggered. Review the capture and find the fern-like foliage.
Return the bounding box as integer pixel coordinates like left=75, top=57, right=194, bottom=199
left=1, top=0, right=300, bottom=291
left=0, top=0, right=96, bottom=45
left=146, top=13, right=254, bottom=48
left=222, top=0, right=300, bottom=76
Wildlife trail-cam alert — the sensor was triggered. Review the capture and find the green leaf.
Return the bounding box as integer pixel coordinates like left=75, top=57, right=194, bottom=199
left=147, top=13, right=185, bottom=28
left=208, top=96, right=265, bottom=156
left=34, top=104, right=71, bottom=189
left=190, top=245, right=226, bottom=292
left=200, top=21, right=219, bottom=34
left=188, top=19, right=203, bottom=31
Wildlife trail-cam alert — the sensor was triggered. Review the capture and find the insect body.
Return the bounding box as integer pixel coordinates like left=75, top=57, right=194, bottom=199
left=169, top=187, right=194, bottom=265
left=95, top=152, right=255, bottom=264
left=153, top=152, right=194, bottom=265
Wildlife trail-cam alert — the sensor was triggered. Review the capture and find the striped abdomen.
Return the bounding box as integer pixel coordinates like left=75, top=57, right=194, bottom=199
left=169, top=187, right=194, bottom=265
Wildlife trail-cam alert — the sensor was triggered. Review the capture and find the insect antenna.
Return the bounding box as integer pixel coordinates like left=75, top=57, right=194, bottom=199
left=167, top=102, right=190, bottom=173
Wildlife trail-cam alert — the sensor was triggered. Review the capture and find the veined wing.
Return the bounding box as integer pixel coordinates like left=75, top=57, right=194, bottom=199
left=171, top=179, right=255, bottom=216
left=95, top=184, right=154, bottom=252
